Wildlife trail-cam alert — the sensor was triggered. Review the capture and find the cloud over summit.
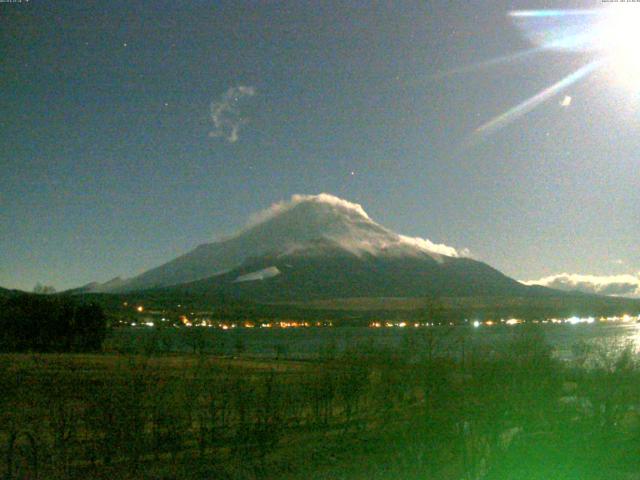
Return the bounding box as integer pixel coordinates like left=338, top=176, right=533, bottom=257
left=245, top=193, right=464, bottom=259
left=247, top=193, right=371, bottom=227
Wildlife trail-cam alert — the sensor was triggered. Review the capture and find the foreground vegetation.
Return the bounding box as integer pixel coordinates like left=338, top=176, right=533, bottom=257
left=0, top=295, right=106, bottom=353
left=2, top=326, right=640, bottom=479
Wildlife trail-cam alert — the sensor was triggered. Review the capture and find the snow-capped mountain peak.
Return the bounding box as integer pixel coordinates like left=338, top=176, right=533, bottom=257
left=238, top=193, right=460, bottom=259
left=99, top=193, right=464, bottom=292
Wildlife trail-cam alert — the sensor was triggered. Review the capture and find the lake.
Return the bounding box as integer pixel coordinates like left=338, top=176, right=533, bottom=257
left=106, top=320, right=640, bottom=362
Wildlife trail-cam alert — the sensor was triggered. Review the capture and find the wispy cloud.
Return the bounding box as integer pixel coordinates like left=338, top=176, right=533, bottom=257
left=209, top=85, right=256, bottom=143
left=522, top=272, right=640, bottom=298
left=397, top=235, right=466, bottom=259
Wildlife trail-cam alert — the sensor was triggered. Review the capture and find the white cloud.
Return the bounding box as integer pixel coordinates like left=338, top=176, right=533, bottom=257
left=522, top=272, right=640, bottom=298
left=209, top=85, right=256, bottom=143
left=397, top=235, right=462, bottom=258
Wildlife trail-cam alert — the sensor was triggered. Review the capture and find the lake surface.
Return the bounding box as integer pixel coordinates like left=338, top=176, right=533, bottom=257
left=106, top=321, right=640, bottom=362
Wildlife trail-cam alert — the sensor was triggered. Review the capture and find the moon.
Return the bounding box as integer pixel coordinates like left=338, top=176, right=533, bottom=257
left=599, top=9, right=640, bottom=91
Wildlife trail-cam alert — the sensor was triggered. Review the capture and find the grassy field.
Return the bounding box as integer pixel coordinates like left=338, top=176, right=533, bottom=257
left=3, top=327, right=640, bottom=479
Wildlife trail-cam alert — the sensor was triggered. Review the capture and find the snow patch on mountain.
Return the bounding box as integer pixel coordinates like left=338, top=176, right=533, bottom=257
left=234, top=266, right=281, bottom=283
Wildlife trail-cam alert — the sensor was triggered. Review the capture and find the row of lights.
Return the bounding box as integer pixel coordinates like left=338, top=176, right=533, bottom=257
left=472, top=315, right=640, bottom=328
left=126, top=317, right=333, bottom=329
left=366, top=315, right=640, bottom=329
left=128, top=305, right=639, bottom=329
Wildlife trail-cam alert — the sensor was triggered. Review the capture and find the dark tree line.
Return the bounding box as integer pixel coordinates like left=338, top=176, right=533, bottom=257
left=0, top=294, right=107, bottom=352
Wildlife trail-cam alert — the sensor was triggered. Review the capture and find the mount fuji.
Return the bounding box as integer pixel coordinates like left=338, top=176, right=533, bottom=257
left=85, top=194, right=538, bottom=301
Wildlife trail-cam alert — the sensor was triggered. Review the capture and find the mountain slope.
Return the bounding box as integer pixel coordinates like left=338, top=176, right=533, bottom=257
left=0, top=287, right=15, bottom=298
left=159, top=248, right=533, bottom=302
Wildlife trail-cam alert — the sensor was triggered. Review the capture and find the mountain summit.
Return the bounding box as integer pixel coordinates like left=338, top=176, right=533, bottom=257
left=87, top=194, right=531, bottom=300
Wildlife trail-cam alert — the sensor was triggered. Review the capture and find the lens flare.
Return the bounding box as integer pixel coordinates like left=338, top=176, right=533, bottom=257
left=470, top=60, right=601, bottom=143
left=459, top=7, right=640, bottom=148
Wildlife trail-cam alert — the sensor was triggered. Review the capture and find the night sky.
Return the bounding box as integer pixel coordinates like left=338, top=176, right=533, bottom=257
left=1, top=0, right=638, bottom=291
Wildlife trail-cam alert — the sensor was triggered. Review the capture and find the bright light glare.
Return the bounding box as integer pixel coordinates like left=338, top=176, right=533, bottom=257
left=565, top=316, right=595, bottom=325
left=600, top=9, right=640, bottom=91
